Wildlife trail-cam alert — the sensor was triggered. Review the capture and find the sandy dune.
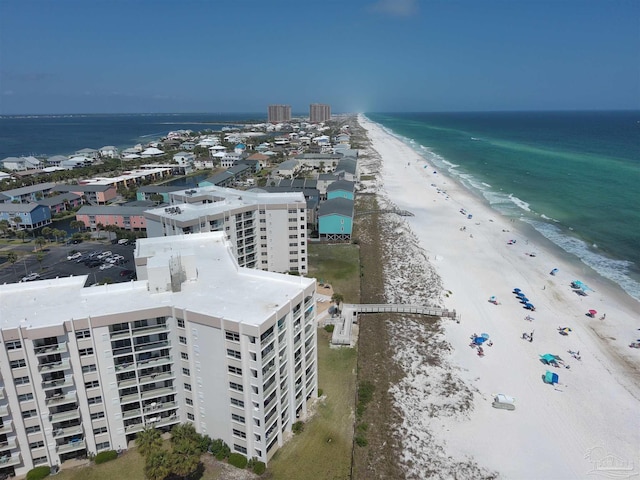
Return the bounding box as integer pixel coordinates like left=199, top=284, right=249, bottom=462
left=359, top=114, right=640, bottom=479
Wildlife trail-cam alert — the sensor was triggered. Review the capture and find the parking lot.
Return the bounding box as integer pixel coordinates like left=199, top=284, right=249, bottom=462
left=0, top=240, right=137, bottom=287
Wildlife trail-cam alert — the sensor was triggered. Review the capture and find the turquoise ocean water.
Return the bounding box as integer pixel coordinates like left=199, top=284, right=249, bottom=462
left=365, top=112, right=640, bottom=302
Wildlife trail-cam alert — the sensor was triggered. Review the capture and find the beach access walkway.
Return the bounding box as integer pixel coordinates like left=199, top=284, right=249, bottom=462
left=329, top=303, right=459, bottom=346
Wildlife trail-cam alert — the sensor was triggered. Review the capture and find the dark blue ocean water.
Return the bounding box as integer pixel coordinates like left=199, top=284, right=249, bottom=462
left=366, top=111, right=640, bottom=301
left=0, top=113, right=265, bottom=158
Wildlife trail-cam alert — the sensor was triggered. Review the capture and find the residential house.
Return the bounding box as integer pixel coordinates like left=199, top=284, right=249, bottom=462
left=0, top=183, right=57, bottom=203
left=180, top=141, right=196, bottom=151
left=275, top=160, right=299, bottom=178
left=173, top=152, right=195, bottom=166
left=46, top=155, right=68, bottom=167
left=317, top=197, right=354, bottom=241
left=99, top=146, right=119, bottom=158
left=54, top=184, right=118, bottom=205
left=0, top=202, right=52, bottom=229
left=74, top=148, right=99, bottom=160
left=334, top=157, right=358, bottom=182
left=36, top=192, right=83, bottom=214
left=136, top=185, right=185, bottom=204
left=326, top=180, right=355, bottom=201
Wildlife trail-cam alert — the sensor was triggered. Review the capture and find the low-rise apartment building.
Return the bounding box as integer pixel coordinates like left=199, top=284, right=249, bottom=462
left=0, top=232, right=317, bottom=477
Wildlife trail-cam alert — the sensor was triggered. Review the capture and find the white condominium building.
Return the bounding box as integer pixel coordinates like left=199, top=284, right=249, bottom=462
left=0, top=232, right=317, bottom=477
left=144, top=186, right=308, bottom=275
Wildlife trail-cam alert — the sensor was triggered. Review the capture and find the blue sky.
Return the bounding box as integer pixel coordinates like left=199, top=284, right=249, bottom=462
left=1, top=0, right=638, bottom=114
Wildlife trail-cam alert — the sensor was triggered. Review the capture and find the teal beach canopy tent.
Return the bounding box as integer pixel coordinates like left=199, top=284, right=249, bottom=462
left=544, top=371, right=559, bottom=384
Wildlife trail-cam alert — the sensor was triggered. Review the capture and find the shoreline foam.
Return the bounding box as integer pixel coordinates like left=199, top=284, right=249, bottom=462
left=359, top=114, right=640, bottom=479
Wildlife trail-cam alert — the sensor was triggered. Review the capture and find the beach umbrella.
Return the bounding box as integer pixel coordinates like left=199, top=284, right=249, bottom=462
left=480, top=333, right=490, bottom=339
left=474, top=337, right=486, bottom=345
left=588, top=309, right=597, bottom=317
left=520, top=297, right=529, bottom=303
left=540, top=354, right=558, bottom=364
left=525, top=303, right=535, bottom=310
left=513, top=288, right=521, bottom=293
left=516, top=292, right=526, bottom=298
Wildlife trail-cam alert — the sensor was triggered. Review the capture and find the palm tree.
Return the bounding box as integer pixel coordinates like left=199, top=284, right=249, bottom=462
left=105, top=224, right=119, bottom=241
left=96, top=223, right=104, bottom=240
left=170, top=423, right=198, bottom=447
left=135, top=427, right=163, bottom=458
left=168, top=449, right=199, bottom=480
left=70, top=220, right=84, bottom=232
left=36, top=251, right=45, bottom=270
left=41, top=226, right=52, bottom=241
left=52, top=228, right=66, bottom=243
left=331, top=293, right=344, bottom=314
left=11, top=216, right=23, bottom=230
left=35, top=236, right=46, bottom=251
left=0, top=220, right=9, bottom=238
left=16, top=230, right=27, bottom=243
left=144, top=450, right=170, bottom=480
left=6, top=252, right=17, bottom=274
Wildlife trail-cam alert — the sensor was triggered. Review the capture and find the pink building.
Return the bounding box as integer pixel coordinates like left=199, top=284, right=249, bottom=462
left=76, top=206, right=148, bottom=231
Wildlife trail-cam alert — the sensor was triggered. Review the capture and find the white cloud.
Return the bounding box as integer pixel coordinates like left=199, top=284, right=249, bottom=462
left=370, top=0, right=418, bottom=17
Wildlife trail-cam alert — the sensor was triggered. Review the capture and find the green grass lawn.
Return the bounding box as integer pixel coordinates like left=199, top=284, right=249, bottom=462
left=268, top=330, right=357, bottom=480
left=307, top=243, right=360, bottom=303
left=55, top=449, right=145, bottom=480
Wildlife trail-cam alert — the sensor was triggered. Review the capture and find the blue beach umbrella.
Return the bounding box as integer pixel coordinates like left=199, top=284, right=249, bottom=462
left=516, top=292, right=526, bottom=298
left=474, top=337, right=487, bottom=345
left=480, top=333, right=490, bottom=339
left=520, top=297, right=529, bottom=303
left=513, top=288, right=522, bottom=293
left=525, top=303, right=535, bottom=310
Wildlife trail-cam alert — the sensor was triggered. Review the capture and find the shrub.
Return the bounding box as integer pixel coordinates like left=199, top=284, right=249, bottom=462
left=95, top=450, right=118, bottom=464
left=26, top=466, right=50, bottom=480
left=228, top=453, right=248, bottom=469
left=317, top=388, right=324, bottom=397
left=253, top=461, right=266, bottom=475
left=292, top=421, right=304, bottom=435
left=355, top=435, right=368, bottom=447
left=324, top=325, right=334, bottom=333
left=210, top=438, right=230, bottom=460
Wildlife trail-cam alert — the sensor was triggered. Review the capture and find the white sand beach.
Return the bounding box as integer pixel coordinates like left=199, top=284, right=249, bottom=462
left=358, top=114, right=640, bottom=479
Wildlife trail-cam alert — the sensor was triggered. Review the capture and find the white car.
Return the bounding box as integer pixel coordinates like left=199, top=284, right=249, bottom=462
left=97, top=251, right=112, bottom=260
left=67, top=252, right=82, bottom=261
left=99, top=263, right=113, bottom=270
left=21, top=273, right=41, bottom=282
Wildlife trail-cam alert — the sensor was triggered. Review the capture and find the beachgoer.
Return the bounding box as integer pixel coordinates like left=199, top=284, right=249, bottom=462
left=543, top=285, right=546, bottom=290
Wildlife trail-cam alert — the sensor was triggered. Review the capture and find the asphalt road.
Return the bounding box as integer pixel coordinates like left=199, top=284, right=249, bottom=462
left=0, top=240, right=137, bottom=287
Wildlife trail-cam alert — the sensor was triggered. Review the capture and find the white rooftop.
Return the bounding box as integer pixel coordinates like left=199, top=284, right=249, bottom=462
left=0, top=232, right=313, bottom=331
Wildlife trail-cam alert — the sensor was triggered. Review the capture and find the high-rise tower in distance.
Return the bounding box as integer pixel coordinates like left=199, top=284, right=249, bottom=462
left=267, top=105, right=291, bottom=123
left=309, top=104, right=331, bottom=123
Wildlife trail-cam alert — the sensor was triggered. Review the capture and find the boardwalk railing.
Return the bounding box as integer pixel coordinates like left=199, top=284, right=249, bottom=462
left=350, top=304, right=458, bottom=320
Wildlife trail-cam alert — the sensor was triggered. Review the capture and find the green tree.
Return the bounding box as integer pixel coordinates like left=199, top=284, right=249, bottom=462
left=36, top=251, right=45, bottom=270
left=11, top=216, right=23, bottom=229
left=35, top=236, right=46, bottom=251
left=96, top=223, right=105, bottom=239
left=135, top=428, right=163, bottom=458
left=70, top=220, right=84, bottom=232
left=0, top=219, right=10, bottom=237
left=6, top=252, right=18, bottom=274
left=41, top=226, right=52, bottom=241
left=331, top=293, right=344, bottom=313
left=168, top=449, right=200, bottom=480
left=144, top=450, right=170, bottom=480
left=16, top=230, right=27, bottom=243
left=52, top=229, right=66, bottom=243
left=105, top=224, right=119, bottom=241
left=149, top=194, right=164, bottom=205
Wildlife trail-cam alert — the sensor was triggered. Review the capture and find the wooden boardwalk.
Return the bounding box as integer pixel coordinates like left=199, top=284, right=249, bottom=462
left=355, top=209, right=414, bottom=217
left=330, top=303, right=459, bottom=346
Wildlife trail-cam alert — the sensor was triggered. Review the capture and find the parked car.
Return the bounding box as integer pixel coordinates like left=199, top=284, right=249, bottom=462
left=99, top=263, right=114, bottom=271
left=67, top=252, right=82, bottom=261
left=119, top=269, right=134, bottom=277
left=21, top=273, right=41, bottom=282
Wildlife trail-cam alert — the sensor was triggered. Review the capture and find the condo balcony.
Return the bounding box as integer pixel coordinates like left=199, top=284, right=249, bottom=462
left=131, top=323, right=169, bottom=338
left=34, top=343, right=68, bottom=356
left=0, top=405, right=9, bottom=417
left=141, top=385, right=175, bottom=400
left=145, top=411, right=179, bottom=429
left=50, top=408, right=80, bottom=424
left=46, top=391, right=77, bottom=407
left=0, top=436, right=17, bottom=450
left=0, top=421, right=12, bottom=436
left=124, top=421, right=144, bottom=434
left=38, top=357, right=71, bottom=373
left=119, top=392, right=140, bottom=405
left=137, top=354, right=172, bottom=369
left=0, top=387, right=4, bottom=401
left=134, top=339, right=170, bottom=354
left=42, top=376, right=74, bottom=391
left=122, top=408, right=142, bottom=420
left=143, top=400, right=178, bottom=415
left=138, top=371, right=174, bottom=386
left=53, top=424, right=83, bottom=439
left=56, top=438, right=85, bottom=454
left=0, top=452, right=21, bottom=467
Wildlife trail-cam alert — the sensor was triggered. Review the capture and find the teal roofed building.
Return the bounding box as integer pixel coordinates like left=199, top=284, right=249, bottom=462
left=317, top=197, right=354, bottom=241
left=326, top=180, right=355, bottom=201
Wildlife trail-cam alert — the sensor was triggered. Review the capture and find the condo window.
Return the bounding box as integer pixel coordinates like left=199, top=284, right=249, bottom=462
left=229, top=382, right=243, bottom=392
left=184, top=383, right=192, bottom=391
left=79, top=348, right=94, bottom=356
left=85, top=380, right=100, bottom=389
left=22, top=409, right=37, bottom=419
left=93, top=426, right=108, bottom=435
left=226, top=349, right=241, bottom=359
left=76, top=329, right=91, bottom=339
left=82, top=364, right=97, bottom=373
left=96, top=441, right=110, bottom=451
left=5, top=340, right=22, bottom=350
left=182, top=368, right=190, bottom=376
left=231, top=413, right=245, bottom=424
left=29, top=441, right=45, bottom=449
left=26, top=425, right=41, bottom=434
left=225, top=331, right=240, bottom=342
left=179, top=336, right=187, bottom=345
left=228, top=366, right=242, bottom=375
left=177, top=319, right=185, bottom=329
left=187, top=413, right=195, bottom=421
left=10, top=359, right=26, bottom=369
left=233, top=429, right=246, bottom=439
left=230, top=397, right=244, bottom=408
left=14, top=376, right=30, bottom=386
left=88, top=396, right=102, bottom=405
left=186, top=398, right=193, bottom=406
left=91, top=412, right=105, bottom=420
left=18, top=393, right=34, bottom=402
left=181, top=352, right=189, bottom=360
left=234, top=444, right=248, bottom=454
